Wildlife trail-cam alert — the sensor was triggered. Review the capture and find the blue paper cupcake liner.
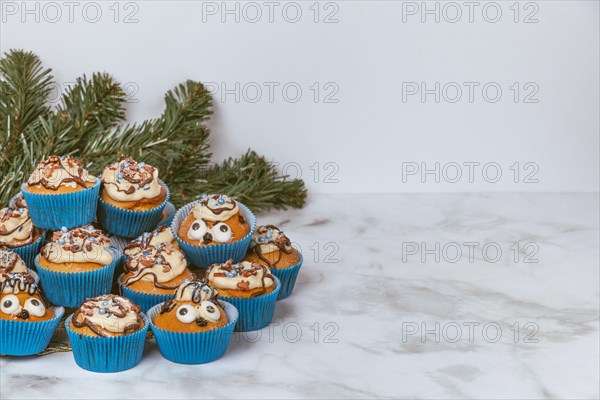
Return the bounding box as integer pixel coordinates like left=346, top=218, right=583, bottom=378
left=97, top=180, right=170, bottom=238
left=171, top=201, right=256, bottom=268
left=0, top=306, right=65, bottom=356
left=34, top=248, right=120, bottom=308
left=8, top=229, right=46, bottom=270
left=156, top=202, right=176, bottom=228
left=147, top=300, right=239, bottom=364
left=21, top=179, right=100, bottom=230
left=270, top=254, right=303, bottom=300
left=218, top=276, right=280, bottom=332
left=65, top=313, right=149, bottom=373
left=109, top=236, right=130, bottom=270
left=118, top=274, right=175, bottom=312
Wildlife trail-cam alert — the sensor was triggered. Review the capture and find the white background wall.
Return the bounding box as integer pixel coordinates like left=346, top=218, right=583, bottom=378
left=1, top=0, right=598, bottom=193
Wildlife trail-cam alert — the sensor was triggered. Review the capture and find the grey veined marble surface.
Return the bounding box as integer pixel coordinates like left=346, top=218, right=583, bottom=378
left=1, top=193, right=598, bottom=399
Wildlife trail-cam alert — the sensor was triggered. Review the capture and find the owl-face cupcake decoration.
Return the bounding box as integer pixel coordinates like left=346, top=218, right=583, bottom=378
left=178, top=194, right=250, bottom=246
left=0, top=273, right=53, bottom=322
left=153, top=280, right=228, bottom=333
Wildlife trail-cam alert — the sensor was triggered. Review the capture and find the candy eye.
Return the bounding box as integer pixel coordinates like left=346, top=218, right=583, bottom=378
left=1, top=294, right=20, bottom=315
left=187, top=219, right=207, bottom=240
left=198, top=301, right=221, bottom=322
left=175, top=304, right=196, bottom=323
left=211, top=223, right=232, bottom=243
left=24, top=297, right=46, bottom=317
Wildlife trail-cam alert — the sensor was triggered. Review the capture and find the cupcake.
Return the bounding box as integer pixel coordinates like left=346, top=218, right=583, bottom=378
left=21, top=156, right=100, bottom=229
left=34, top=225, right=119, bottom=307
left=0, top=196, right=45, bottom=269
left=204, top=259, right=279, bottom=331
left=0, top=249, right=38, bottom=282
left=0, top=273, right=64, bottom=356
left=244, top=225, right=303, bottom=300
left=97, top=157, right=170, bottom=238
left=148, top=280, right=238, bottom=364
left=119, top=241, right=194, bottom=312
left=124, top=225, right=179, bottom=257
left=172, top=194, right=256, bottom=268
left=65, top=294, right=149, bottom=372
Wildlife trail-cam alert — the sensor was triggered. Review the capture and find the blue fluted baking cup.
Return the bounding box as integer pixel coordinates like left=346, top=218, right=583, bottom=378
left=118, top=274, right=175, bottom=313
left=97, top=180, right=170, bottom=238
left=217, top=276, right=280, bottom=332
left=65, top=312, right=149, bottom=373
left=156, top=202, right=176, bottom=228
left=171, top=201, right=256, bottom=268
left=34, top=248, right=120, bottom=308
left=0, top=306, right=65, bottom=356
left=8, top=229, right=46, bottom=270
left=271, top=254, right=303, bottom=300
left=21, top=179, right=100, bottom=230
left=147, top=300, right=238, bottom=364
left=109, top=236, right=130, bottom=270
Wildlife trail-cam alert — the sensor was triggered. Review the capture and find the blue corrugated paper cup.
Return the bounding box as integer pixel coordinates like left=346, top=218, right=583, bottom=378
left=171, top=201, right=256, bottom=268
left=147, top=300, right=238, bottom=364
left=0, top=306, right=65, bottom=356
left=97, top=180, right=170, bottom=238
left=156, top=202, right=176, bottom=228
left=9, top=230, right=46, bottom=270
left=65, top=312, right=149, bottom=373
left=21, top=179, right=100, bottom=230
left=118, top=273, right=175, bottom=313
left=217, top=276, right=280, bottom=332
left=34, top=247, right=120, bottom=308
left=271, top=254, right=303, bottom=300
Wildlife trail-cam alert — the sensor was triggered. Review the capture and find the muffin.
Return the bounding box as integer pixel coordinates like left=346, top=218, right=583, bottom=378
left=244, top=225, right=303, bottom=300
left=97, top=157, right=170, bottom=238
left=119, top=242, right=194, bottom=311
left=153, top=280, right=228, bottom=332
left=0, top=273, right=64, bottom=356
left=68, top=294, right=144, bottom=337
left=204, top=259, right=280, bottom=332
left=172, top=194, right=256, bottom=267
left=100, top=157, right=167, bottom=211
left=21, top=156, right=100, bottom=229
left=34, top=225, right=119, bottom=307
left=124, top=225, right=179, bottom=257
left=178, top=194, right=250, bottom=246
left=65, top=294, right=149, bottom=372
left=0, top=249, right=38, bottom=282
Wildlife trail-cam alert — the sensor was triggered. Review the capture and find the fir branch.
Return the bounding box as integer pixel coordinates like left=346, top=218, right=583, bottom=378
left=195, top=150, right=307, bottom=211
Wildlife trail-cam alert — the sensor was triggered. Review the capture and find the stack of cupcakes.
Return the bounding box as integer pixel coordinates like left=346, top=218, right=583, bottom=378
left=2, top=155, right=303, bottom=371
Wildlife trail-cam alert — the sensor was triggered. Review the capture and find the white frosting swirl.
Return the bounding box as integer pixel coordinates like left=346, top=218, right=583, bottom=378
left=0, top=250, right=28, bottom=274
left=101, top=157, right=162, bottom=202
left=123, top=243, right=188, bottom=287
left=72, top=294, right=141, bottom=335
left=191, top=194, right=239, bottom=222
left=250, top=225, right=293, bottom=255
left=27, top=156, right=96, bottom=190
left=124, top=226, right=176, bottom=256
left=0, top=207, right=34, bottom=247
left=41, top=225, right=114, bottom=265
left=206, top=260, right=274, bottom=291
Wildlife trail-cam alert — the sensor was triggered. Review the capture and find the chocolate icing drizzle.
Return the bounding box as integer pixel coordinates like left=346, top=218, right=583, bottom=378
left=27, top=156, right=92, bottom=190
left=102, top=157, right=156, bottom=194
left=0, top=273, right=50, bottom=307
left=123, top=243, right=186, bottom=289
left=125, top=226, right=170, bottom=253
left=160, top=280, right=220, bottom=314
left=41, top=225, right=110, bottom=259
left=0, top=251, right=24, bottom=273
left=71, top=294, right=142, bottom=337
left=251, top=225, right=293, bottom=268
left=205, top=259, right=274, bottom=298
left=0, top=207, right=33, bottom=247
left=197, top=194, right=237, bottom=216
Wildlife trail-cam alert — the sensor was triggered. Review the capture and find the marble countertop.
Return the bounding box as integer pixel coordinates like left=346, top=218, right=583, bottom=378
left=1, top=193, right=598, bottom=399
